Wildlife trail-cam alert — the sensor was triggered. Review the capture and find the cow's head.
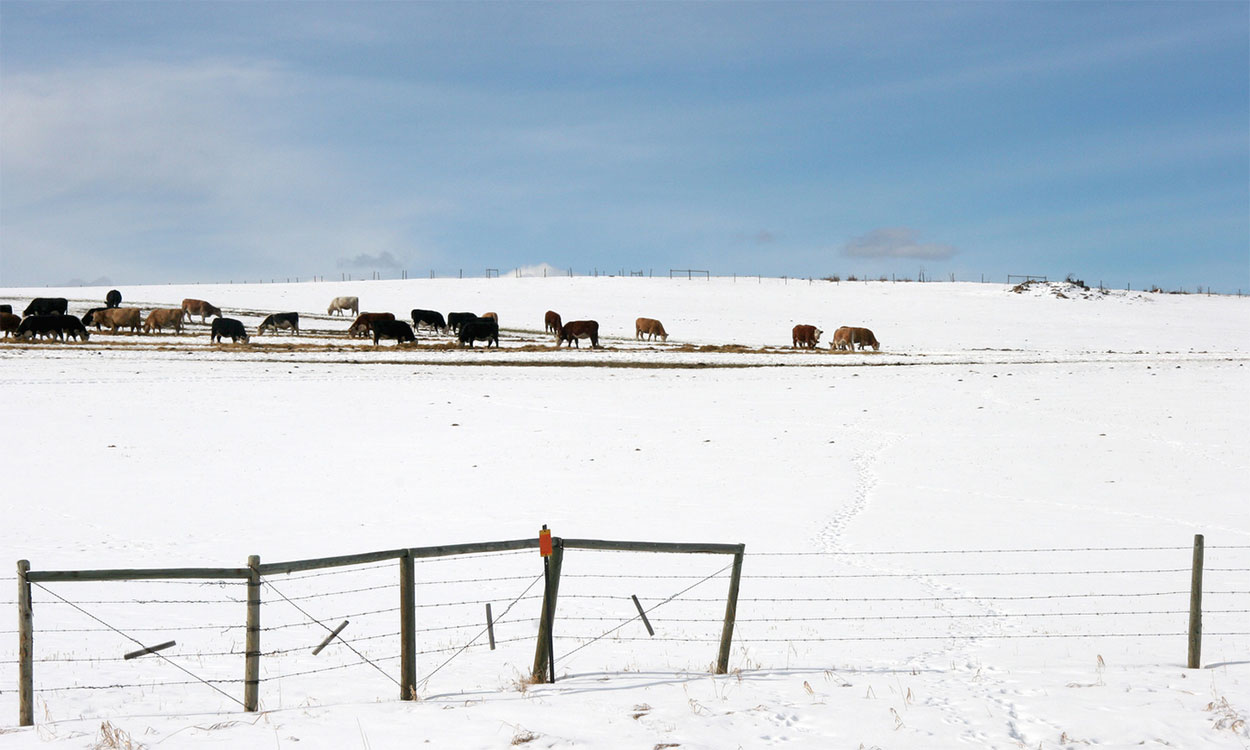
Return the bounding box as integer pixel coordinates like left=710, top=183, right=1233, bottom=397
left=814, top=328, right=823, bottom=343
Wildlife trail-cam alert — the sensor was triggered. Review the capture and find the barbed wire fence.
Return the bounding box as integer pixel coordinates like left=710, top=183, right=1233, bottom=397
left=3, top=536, right=1246, bottom=726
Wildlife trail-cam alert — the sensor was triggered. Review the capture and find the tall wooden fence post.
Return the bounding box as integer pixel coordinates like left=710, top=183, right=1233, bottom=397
left=1188, top=534, right=1204, bottom=669
left=244, top=555, right=261, bottom=712
left=531, top=540, right=564, bottom=682
left=17, top=560, right=33, bottom=727
left=400, top=552, right=416, bottom=700
left=716, top=545, right=745, bottom=674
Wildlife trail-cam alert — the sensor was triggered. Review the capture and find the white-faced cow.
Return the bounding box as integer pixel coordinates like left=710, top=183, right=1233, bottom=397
left=792, top=324, right=822, bottom=349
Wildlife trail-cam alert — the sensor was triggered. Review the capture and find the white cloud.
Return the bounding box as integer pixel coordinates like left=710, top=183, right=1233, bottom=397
left=842, top=228, right=957, bottom=260
left=508, top=263, right=564, bottom=278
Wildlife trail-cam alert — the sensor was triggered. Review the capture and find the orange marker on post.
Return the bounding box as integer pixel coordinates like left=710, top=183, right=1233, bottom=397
left=539, top=526, right=553, bottom=557
left=539, top=524, right=556, bottom=682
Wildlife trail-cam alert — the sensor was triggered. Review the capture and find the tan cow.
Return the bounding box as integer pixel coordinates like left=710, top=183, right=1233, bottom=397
left=481, top=312, right=498, bottom=324
left=98, top=307, right=143, bottom=334
left=792, top=324, right=822, bottom=349
left=0, top=312, right=19, bottom=338
left=635, top=317, right=668, bottom=342
left=143, top=308, right=185, bottom=334
left=181, top=299, right=222, bottom=324
left=348, top=312, right=396, bottom=338
left=544, top=310, right=562, bottom=334
left=831, top=326, right=853, bottom=351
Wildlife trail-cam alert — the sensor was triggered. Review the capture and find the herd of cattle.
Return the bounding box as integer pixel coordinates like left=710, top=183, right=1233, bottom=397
left=1, top=291, right=880, bottom=352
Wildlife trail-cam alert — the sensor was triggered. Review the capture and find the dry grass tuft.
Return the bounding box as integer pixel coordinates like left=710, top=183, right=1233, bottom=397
left=93, top=721, right=141, bottom=749
left=511, top=729, right=539, bottom=745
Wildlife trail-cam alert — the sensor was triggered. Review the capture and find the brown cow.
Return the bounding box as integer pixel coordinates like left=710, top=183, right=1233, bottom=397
left=181, top=299, right=222, bottom=324
left=144, top=308, right=185, bottom=334
left=481, top=312, right=498, bottom=325
left=348, top=312, right=396, bottom=338
left=792, top=324, right=822, bottom=349
left=849, top=326, right=880, bottom=351
left=0, top=312, right=19, bottom=337
left=0, top=311, right=22, bottom=338
left=98, top=307, right=143, bottom=334
left=557, top=320, right=599, bottom=348
left=635, top=317, right=668, bottom=342
left=544, top=310, right=562, bottom=334
left=833, top=326, right=880, bottom=351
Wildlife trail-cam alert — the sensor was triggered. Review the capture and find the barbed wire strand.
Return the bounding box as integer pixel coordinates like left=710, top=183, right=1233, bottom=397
left=28, top=582, right=245, bottom=708
left=555, top=563, right=731, bottom=667
left=260, top=578, right=402, bottom=690
left=414, top=573, right=544, bottom=693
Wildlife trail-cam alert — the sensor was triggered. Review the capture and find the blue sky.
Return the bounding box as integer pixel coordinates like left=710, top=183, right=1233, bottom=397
left=2, top=2, right=1246, bottom=290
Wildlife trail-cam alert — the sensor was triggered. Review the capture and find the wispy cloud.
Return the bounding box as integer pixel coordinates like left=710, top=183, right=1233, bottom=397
left=337, top=252, right=402, bottom=270
left=842, top=228, right=957, bottom=260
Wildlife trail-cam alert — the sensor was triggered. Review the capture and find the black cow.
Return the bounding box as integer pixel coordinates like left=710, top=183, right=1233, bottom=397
left=457, top=317, right=499, bottom=348
left=105, top=289, right=122, bottom=308
left=447, top=312, right=476, bottom=334
left=23, top=297, right=68, bottom=317
left=16, top=315, right=65, bottom=340
left=57, top=314, right=90, bottom=341
left=81, top=307, right=109, bottom=330
left=0, top=304, right=11, bottom=314
left=258, top=312, right=299, bottom=335
left=210, top=317, right=250, bottom=343
left=411, top=309, right=447, bottom=334
left=373, top=319, right=416, bottom=346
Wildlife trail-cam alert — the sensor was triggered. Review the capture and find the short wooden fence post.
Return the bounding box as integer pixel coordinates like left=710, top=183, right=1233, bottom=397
left=400, top=552, right=416, bottom=699
left=17, top=560, right=33, bottom=727
left=1188, top=534, right=1204, bottom=669
left=716, top=545, right=745, bottom=674
left=531, top=540, right=564, bottom=682
left=244, top=555, right=261, bottom=712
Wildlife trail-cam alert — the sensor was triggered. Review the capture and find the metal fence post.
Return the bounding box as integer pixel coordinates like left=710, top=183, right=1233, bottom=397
left=244, top=555, right=261, bottom=711
left=17, top=560, right=33, bottom=726
left=400, top=552, right=416, bottom=699
left=1188, top=534, right=1204, bottom=669
left=716, top=545, right=745, bottom=674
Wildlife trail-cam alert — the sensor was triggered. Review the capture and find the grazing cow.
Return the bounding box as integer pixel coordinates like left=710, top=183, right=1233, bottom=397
left=210, top=317, right=249, bottom=343
left=348, top=312, right=395, bottom=337
left=848, top=326, right=880, bottom=351
left=410, top=309, right=447, bottom=334
left=57, top=314, right=90, bottom=341
left=557, top=320, right=599, bottom=348
left=105, top=289, right=122, bottom=308
left=544, top=310, right=562, bottom=334
left=446, top=312, right=475, bottom=334
left=16, top=316, right=64, bottom=340
left=635, top=317, right=668, bottom=342
left=181, top=299, right=222, bottom=324
left=81, top=307, right=109, bottom=330
left=327, top=296, right=359, bottom=316
left=457, top=317, right=499, bottom=348
left=97, top=307, right=143, bottom=334
left=0, top=312, right=20, bottom=337
left=792, top=324, right=822, bottom=349
left=23, top=297, right=68, bottom=317
left=831, top=326, right=853, bottom=351
left=0, top=304, right=11, bottom=314
left=372, top=319, right=416, bottom=346
left=258, top=312, right=300, bottom=336
left=143, top=308, right=185, bottom=333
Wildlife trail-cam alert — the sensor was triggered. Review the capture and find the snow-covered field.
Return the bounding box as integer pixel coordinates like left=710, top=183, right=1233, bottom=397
left=1, top=277, right=1247, bottom=748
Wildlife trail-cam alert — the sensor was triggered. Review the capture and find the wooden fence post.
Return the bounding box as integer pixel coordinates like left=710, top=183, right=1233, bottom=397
left=244, top=555, right=260, bottom=712
left=1188, top=534, right=1204, bottom=669
left=531, top=540, right=564, bottom=682
left=17, top=560, right=33, bottom=727
left=400, top=552, right=416, bottom=700
left=716, top=545, right=745, bottom=674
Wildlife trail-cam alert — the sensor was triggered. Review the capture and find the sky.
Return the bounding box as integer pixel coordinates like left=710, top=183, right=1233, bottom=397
left=1, top=1, right=1247, bottom=291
